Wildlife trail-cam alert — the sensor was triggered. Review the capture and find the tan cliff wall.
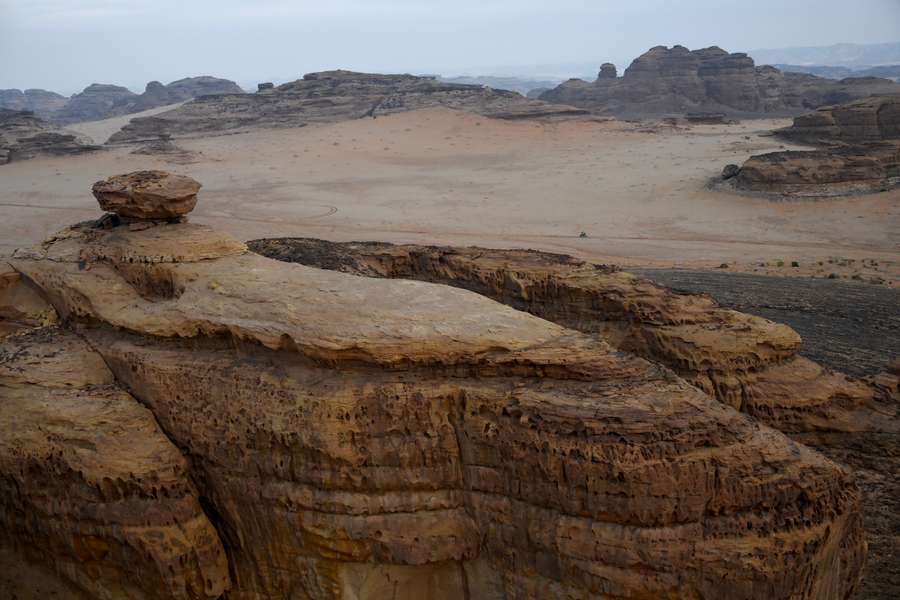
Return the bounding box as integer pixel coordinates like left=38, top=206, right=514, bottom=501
left=0, top=172, right=877, bottom=599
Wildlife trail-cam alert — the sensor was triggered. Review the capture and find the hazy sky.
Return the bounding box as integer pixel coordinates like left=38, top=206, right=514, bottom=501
left=2, top=0, right=899, bottom=94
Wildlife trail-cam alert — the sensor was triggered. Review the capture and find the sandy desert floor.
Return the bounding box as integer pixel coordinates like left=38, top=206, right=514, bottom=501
left=2, top=108, right=898, bottom=284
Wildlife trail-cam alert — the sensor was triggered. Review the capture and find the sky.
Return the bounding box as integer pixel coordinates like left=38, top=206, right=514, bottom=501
left=2, top=0, right=899, bottom=94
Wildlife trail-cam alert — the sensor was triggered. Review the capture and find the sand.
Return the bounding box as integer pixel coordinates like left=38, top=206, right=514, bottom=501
left=2, top=108, right=898, bottom=284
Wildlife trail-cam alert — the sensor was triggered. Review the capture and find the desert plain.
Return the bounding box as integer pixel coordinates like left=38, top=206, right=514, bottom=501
left=2, top=107, right=897, bottom=285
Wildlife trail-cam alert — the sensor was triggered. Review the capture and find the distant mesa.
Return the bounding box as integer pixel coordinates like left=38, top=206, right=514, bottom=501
left=0, top=108, right=99, bottom=165
left=107, top=70, right=590, bottom=143
left=726, top=96, right=900, bottom=197
left=539, top=45, right=900, bottom=118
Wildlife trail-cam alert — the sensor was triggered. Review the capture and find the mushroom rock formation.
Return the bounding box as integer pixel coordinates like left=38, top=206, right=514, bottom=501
left=0, top=173, right=870, bottom=598
left=92, top=170, right=201, bottom=219
left=247, top=239, right=892, bottom=436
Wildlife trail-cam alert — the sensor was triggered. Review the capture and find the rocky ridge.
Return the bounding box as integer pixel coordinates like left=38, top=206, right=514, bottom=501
left=108, top=70, right=589, bottom=143
left=53, top=77, right=244, bottom=124
left=0, top=108, right=99, bottom=164
left=248, top=238, right=895, bottom=435
left=729, top=96, right=900, bottom=197
left=0, top=172, right=870, bottom=599
left=539, top=45, right=900, bottom=118
left=0, top=88, right=68, bottom=118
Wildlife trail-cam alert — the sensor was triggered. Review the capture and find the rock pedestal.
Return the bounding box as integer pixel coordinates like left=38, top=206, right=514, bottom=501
left=91, top=170, right=201, bottom=219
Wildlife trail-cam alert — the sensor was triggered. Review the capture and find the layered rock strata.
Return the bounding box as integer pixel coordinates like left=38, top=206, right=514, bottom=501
left=248, top=239, right=890, bottom=436
left=0, top=108, right=99, bottom=164
left=730, top=96, right=900, bottom=196
left=539, top=45, right=900, bottom=118
left=107, top=70, right=588, bottom=143
left=0, top=326, right=230, bottom=599
left=0, top=172, right=869, bottom=598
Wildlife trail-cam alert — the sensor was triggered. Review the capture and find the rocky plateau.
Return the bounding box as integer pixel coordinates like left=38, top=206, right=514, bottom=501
left=2, top=171, right=891, bottom=599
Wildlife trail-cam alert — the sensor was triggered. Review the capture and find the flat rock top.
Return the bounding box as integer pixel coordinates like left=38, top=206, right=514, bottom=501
left=92, top=170, right=201, bottom=219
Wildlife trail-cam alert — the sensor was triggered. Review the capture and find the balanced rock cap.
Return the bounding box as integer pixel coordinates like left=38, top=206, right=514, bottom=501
left=92, top=170, right=201, bottom=219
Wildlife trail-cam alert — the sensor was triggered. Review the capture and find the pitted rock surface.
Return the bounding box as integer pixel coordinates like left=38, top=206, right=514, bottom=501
left=92, top=170, right=201, bottom=219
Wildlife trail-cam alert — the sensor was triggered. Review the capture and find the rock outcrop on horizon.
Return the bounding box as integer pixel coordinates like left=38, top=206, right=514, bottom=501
left=539, top=45, right=900, bottom=118
left=47, top=77, right=245, bottom=124
left=730, top=96, right=900, bottom=196
left=0, top=88, right=68, bottom=118
left=107, top=70, right=589, bottom=143
left=0, top=108, right=100, bottom=164
left=0, top=172, right=869, bottom=599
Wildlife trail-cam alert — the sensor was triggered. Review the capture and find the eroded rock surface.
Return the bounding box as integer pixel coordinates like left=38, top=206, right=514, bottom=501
left=92, top=170, right=201, bottom=219
left=0, top=175, right=870, bottom=598
left=108, top=70, right=588, bottom=142
left=539, top=45, right=900, bottom=118
left=0, top=327, right=229, bottom=599
left=248, top=239, right=891, bottom=436
left=729, top=96, right=900, bottom=197
left=0, top=108, right=99, bottom=164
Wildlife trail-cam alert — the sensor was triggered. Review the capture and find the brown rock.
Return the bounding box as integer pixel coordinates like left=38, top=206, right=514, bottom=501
left=91, top=170, right=201, bottom=219
left=0, top=108, right=99, bottom=165
left=107, top=71, right=588, bottom=143
left=731, top=96, right=900, bottom=197
left=0, top=326, right=230, bottom=599
left=248, top=239, right=887, bottom=435
left=539, top=45, right=900, bottom=118
left=4, top=205, right=868, bottom=599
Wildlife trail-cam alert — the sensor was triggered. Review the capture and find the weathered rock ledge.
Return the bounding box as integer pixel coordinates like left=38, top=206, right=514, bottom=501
left=726, top=96, right=900, bottom=197
left=0, top=173, right=871, bottom=599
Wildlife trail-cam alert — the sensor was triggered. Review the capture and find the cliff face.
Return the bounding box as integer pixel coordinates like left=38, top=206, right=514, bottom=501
left=0, top=172, right=870, bottom=599
left=539, top=45, right=900, bottom=117
left=107, top=70, right=588, bottom=143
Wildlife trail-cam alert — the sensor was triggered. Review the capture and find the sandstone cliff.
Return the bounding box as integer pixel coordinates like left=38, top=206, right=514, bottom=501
left=107, top=70, right=588, bottom=143
left=0, top=108, right=100, bottom=164
left=0, top=172, right=869, bottom=599
left=248, top=239, right=894, bottom=435
left=729, top=96, right=900, bottom=196
left=539, top=45, right=900, bottom=118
